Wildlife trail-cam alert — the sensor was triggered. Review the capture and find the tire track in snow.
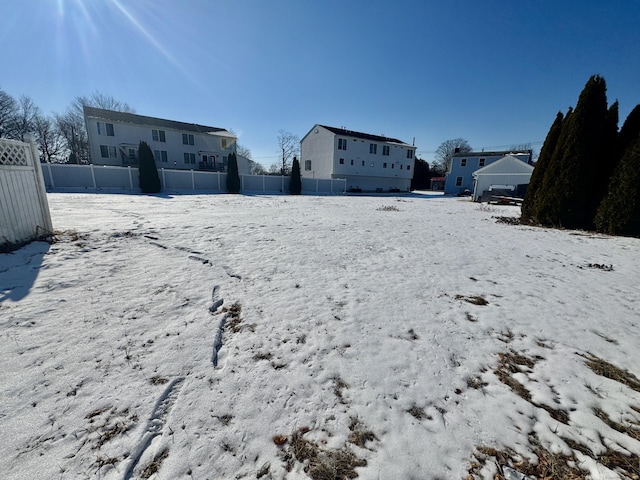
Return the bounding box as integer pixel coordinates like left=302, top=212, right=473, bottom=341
left=123, top=376, right=185, bottom=480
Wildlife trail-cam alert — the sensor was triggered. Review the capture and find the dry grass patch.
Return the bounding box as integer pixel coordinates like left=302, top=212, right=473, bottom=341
left=580, top=353, right=640, bottom=392
left=280, top=427, right=368, bottom=480
left=456, top=294, right=489, bottom=306
left=469, top=441, right=587, bottom=479
left=140, top=448, right=169, bottom=479
left=594, top=407, right=640, bottom=442
left=495, top=351, right=569, bottom=424
left=224, top=302, right=243, bottom=333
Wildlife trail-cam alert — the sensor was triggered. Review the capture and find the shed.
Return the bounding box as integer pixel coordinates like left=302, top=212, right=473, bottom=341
left=472, top=155, right=534, bottom=202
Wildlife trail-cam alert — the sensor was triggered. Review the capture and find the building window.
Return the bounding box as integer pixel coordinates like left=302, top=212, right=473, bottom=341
left=182, top=133, right=195, bottom=145
left=382, top=145, right=390, bottom=156
left=222, top=139, right=227, bottom=149
left=128, top=148, right=136, bottom=161
left=339, top=158, right=344, bottom=165
left=153, top=150, right=168, bottom=162
left=184, top=152, right=196, bottom=164
left=461, top=158, right=467, bottom=167
left=369, top=143, right=377, bottom=154
left=456, top=176, right=463, bottom=186
left=479, top=158, right=485, bottom=167
left=400, top=164, right=403, bottom=170
left=407, top=165, right=411, bottom=171
left=97, top=122, right=114, bottom=136
left=391, top=163, right=395, bottom=169
left=100, top=145, right=116, bottom=158
left=383, top=162, right=387, bottom=168
left=350, top=159, right=354, bottom=165
left=361, top=160, right=365, bottom=167
left=305, top=160, right=312, bottom=171
left=152, top=129, right=166, bottom=142
left=338, top=138, right=347, bottom=150
left=407, top=149, right=414, bottom=159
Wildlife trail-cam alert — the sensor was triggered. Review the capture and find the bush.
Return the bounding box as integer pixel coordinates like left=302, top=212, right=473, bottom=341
left=289, top=157, right=301, bottom=195
left=138, top=141, right=161, bottom=193
left=226, top=152, right=240, bottom=193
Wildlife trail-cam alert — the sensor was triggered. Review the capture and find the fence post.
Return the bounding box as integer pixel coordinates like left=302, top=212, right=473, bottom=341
left=25, top=134, right=53, bottom=232
left=47, top=162, right=55, bottom=189
left=90, top=164, right=97, bottom=189
left=128, top=166, right=133, bottom=189
left=191, top=169, right=195, bottom=190
left=161, top=168, right=166, bottom=189
left=217, top=172, right=220, bottom=191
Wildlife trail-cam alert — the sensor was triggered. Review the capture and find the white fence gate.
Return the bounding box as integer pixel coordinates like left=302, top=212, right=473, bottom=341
left=0, top=137, right=53, bottom=252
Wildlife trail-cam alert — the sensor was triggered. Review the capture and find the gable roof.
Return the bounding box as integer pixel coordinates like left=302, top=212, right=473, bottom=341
left=473, top=155, right=534, bottom=176
left=453, top=149, right=531, bottom=158
left=316, top=125, right=410, bottom=146
left=83, top=106, right=233, bottom=136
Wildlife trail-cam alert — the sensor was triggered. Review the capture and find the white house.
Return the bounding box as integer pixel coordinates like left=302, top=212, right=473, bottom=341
left=444, top=149, right=532, bottom=195
left=472, top=154, right=535, bottom=202
left=83, top=106, right=250, bottom=174
left=300, top=124, right=416, bottom=192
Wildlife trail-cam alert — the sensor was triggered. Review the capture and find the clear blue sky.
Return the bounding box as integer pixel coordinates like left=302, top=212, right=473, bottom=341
left=2, top=0, right=639, bottom=168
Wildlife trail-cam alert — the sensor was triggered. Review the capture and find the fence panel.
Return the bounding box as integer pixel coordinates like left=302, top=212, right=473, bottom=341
left=0, top=138, right=53, bottom=250
left=41, top=164, right=345, bottom=194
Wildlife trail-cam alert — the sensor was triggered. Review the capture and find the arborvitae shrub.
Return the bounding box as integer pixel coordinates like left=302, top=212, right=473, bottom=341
left=595, top=129, right=640, bottom=236
left=521, top=111, right=564, bottom=223
left=138, top=141, right=161, bottom=193
left=290, top=156, right=302, bottom=195
left=532, top=75, right=614, bottom=229
left=226, top=152, right=241, bottom=193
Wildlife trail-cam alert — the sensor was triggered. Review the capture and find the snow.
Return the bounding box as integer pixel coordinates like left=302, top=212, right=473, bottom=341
left=1, top=191, right=639, bottom=480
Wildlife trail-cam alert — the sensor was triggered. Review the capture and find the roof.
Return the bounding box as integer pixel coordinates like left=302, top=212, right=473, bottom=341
left=453, top=149, right=531, bottom=158
left=83, top=106, right=233, bottom=136
left=473, top=155, right=535, bottom=176
left=317, top=125, right=410, bottom=146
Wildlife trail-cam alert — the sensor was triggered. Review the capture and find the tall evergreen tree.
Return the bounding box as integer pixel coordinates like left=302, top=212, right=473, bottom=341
left=616, top=104, right=640, bottom=160
left=138, top=141, right=161, bottom=193
left=289, top=156, right=302, bottom=194
left=226, top=152, right=241, bottom=193
left=594, top=131, right=640, bottom=236
left=521, top=111, right=564, bottom=223
left=532, top=75, right=613, bottom=229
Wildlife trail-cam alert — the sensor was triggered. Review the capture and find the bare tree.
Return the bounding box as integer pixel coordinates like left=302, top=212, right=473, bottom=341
left=433, top=138, right=472, bottom=174
left=11, top=96, right=40, bottom=141
left=236, top=143, right=252, bottom=160
left=70, top=91, right=135, bottom=118
left=34, top=114, right=65, bottom=162
left=249, top=160, right=267, bottom=175
left=55, top=91, right=134, bottom=163
left=0, top=88, right=18, bottom=138
left=276, top=130, right=300, bottom=176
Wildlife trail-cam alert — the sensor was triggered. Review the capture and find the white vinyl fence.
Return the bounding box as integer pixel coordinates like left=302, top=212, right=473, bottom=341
left=0, top=137, right=53, bottom=251
left=41, top=163, right=346, bottom=194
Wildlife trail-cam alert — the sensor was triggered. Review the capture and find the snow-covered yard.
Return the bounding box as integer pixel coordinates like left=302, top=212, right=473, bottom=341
left=1, top=192, right=639, bottom=480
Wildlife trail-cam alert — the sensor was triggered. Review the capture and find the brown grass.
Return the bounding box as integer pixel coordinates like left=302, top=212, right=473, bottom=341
left=281, top=428, right=367, bottom=480
left=470, top=442, right=587, bottom=479
left=456, top=294, right=489, bottom=306
left=495, top=351, right=569, bottom=424
left=140, top=448, right=169, bottom=479
left=581, top=353, right=640, bottom=392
